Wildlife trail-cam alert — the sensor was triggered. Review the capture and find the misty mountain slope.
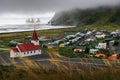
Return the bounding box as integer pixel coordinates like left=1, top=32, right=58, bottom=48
left=50, top=7, right=120, bottom=27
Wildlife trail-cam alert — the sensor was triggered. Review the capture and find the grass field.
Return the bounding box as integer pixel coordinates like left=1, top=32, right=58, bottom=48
left=0, top=26, right=120, bottom=80
left=0, top=55, right=120, bottom=80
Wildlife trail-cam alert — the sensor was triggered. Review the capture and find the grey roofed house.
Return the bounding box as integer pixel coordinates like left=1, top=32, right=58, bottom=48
left=116, top=30, right=120, bottom=36
left=96, top=31, right=103, bottom=35
left=75, top=32, right=82, bottom=35
left=75, top=32, right=85, bottom=37
left=89, top=49, right=98, bottom=54
left=10, top=40, right=18, bottom=45
left=95, top=31, right=106, bottom=38
left=86, top=31, right=92, bottom=35
left=111, top=30, right=120, bottom=37
left=39, top=36, right=51, bottom=41
left=85, top=38, right=95, bottom=42
left=65, top=35, right=76, bottom=39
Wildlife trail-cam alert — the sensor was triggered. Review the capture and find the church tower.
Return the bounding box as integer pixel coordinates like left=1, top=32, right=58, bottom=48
left=31, top=29, right=39, bottom=45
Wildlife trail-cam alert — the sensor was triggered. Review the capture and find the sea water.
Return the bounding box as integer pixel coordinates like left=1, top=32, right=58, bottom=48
left=0, top=24, right=75, bottom=33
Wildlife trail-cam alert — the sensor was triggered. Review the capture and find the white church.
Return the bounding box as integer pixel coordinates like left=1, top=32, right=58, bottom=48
left=10, top=29, right=41, bottom=58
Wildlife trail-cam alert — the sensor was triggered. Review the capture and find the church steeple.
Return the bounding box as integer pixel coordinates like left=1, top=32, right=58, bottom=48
left=31, top=30, right=39, bottom=40
left=31, top=28, right=39, bottom=45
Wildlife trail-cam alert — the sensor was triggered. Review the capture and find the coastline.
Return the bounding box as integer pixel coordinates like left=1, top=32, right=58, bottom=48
left=0, top=24, right=75, bottom=34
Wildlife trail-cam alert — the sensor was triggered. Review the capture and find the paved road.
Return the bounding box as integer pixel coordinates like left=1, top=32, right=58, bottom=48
left=0, top=53, right=120, bottom=70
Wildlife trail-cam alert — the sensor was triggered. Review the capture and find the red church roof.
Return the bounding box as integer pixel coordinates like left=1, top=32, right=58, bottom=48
left=13, top=43, right=41, bottom=52
left=17, top=43, right=40, bottom=52
left=12, top=48, right=19, bottom=53
left=31, top=30, right=39, bottom=40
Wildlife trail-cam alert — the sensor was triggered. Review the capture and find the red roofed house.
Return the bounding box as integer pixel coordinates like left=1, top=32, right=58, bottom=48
left=108, top=54, right=118, bottom=60
left=10, top=29, right=41, bottom=58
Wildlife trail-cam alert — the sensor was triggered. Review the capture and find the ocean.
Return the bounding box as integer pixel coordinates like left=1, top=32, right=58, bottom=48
left=0, top=24, right=75, bottom=33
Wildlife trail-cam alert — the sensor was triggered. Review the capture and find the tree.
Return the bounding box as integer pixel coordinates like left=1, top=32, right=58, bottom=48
left=84, top=46, right=90, bottom=54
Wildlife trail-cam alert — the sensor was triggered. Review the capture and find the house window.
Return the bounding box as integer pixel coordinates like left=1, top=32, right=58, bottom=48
left=34, top=51, right=35, bottom=53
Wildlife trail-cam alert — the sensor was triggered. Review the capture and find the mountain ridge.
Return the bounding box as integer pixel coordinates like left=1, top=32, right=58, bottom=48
left=50, top=6, right=120, bottom=27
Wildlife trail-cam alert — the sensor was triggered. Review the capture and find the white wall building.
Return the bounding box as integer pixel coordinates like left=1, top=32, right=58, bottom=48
left=95, top=32, right=106, bottom=38
left=10, top=30, right=41, bottom=58
left=96, top=43, right=107, bottom=49
left=89, top=49, right=98, bottom=54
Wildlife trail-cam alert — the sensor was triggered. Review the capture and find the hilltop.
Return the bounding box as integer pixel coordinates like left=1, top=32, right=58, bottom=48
left=50, top=6, right=120, bottom=27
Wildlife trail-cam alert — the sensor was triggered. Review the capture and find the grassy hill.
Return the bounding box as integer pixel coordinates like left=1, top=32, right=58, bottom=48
left=50, top=6, right=120, bottom=27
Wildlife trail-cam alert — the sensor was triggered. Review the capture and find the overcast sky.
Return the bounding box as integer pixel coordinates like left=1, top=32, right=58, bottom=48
left=0, top=0, right=120, bottom=15
left=0, top=0, right=120, bottom=25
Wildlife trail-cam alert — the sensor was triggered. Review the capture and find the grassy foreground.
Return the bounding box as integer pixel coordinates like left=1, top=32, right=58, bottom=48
left=0, top=49, right=120, bottom=80
left=0, top=65, right=120, bottom=80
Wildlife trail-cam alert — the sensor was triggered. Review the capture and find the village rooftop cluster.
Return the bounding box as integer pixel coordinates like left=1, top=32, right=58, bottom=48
left=10, top=29, right=120, bottom=60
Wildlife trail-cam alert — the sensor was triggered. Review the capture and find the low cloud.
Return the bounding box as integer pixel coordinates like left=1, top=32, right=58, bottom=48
left=0, top=0, right=120, bottom=14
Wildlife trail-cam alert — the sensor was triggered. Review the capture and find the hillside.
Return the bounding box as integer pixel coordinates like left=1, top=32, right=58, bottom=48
left=50, top=6, right=120, bottom=27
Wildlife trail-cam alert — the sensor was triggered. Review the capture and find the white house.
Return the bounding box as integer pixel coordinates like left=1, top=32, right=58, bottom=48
left=86, top=31, right=92, bottom=35
left=75, top=32, right=85, bottom=37
left=89, top=49, right=98, bottom=54
left=96, top=43, right=107, bottom=49
left=10, top=30, right=41, bottom=58
left=95, top=32, right=106, bottom=38
left=59, top=43, right=65, bottom=47
left=85, top=38, right=94, bottom=42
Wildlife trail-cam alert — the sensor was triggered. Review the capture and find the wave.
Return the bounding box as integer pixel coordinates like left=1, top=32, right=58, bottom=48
left=0, top=24, right=75, bottom=33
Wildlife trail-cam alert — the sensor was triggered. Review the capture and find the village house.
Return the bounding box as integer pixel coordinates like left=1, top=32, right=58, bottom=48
left=73, top=48, right=83, bottom=53
left=86, top=31, right=92, bottom=35
left=59, top=43, right=65, bottom=47
left=39, top=36, right=51, bottom=42
left=111, top=30, right=120, bottom=37
left=95, top=53, right=106, bottom=58
left=96, top=43, right=107, bottom=49
left=95, top=32, right=106, bottom=38
left=10, top=29, right=41, bottom=58
left=89, top=49, right=98, bottom=54
left=108, top=54, right=118, bottom=60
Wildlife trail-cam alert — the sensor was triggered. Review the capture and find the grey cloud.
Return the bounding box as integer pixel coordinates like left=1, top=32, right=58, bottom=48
left=0, top=0, right=120, bottom=14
